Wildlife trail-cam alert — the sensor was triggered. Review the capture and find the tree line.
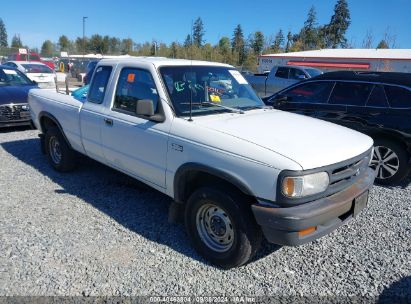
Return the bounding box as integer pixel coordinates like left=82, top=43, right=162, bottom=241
left=0, top=0, right=397, bottom=71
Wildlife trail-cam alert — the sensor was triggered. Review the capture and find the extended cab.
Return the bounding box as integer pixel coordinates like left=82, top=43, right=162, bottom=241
left=245, top=65, right=322, bottom=98
left=29, top=58, right=375, bottom=268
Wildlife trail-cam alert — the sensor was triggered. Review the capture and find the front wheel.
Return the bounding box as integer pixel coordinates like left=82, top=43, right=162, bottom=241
left=370, top=138, right=409, bottom=185
left=185, top=187, right=261, bottom=269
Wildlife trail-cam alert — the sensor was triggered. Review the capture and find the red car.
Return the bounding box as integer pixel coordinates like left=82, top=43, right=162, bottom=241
left=7, top=52, right=55, bottom=70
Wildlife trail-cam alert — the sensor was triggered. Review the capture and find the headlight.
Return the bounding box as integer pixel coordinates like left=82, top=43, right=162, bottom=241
left=282, top=172, right=329, bottom=198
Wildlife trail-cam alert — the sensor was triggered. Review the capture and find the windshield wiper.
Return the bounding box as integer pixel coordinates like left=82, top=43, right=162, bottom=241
left=201, top=101, right=244, bottom=114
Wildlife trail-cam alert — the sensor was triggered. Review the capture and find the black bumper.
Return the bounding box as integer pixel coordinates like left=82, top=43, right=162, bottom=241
left=0, top=119, right=32, bottom=128
left=252, top=167, right=375, bottom=246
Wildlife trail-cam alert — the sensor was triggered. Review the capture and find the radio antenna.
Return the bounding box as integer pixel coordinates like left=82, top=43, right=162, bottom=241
left=188, top=19, right=193, bottom=122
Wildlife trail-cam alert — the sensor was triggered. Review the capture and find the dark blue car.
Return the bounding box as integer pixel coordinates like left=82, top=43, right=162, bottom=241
left=0, top=65, right=38, bottom=128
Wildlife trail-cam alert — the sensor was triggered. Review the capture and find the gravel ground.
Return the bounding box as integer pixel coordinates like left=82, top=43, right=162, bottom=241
left=0, top=128, right=410, bottom=301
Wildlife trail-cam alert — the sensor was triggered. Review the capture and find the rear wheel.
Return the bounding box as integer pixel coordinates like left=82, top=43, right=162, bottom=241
left=185, top=186, right=261, bottom=269
left=370, top=138, right=409, bottom=185
left=45, top=127, right=77, bottom=172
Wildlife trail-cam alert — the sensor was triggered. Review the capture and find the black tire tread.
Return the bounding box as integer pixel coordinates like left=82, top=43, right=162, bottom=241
left=45, top=127, right=77, bottom=172
left=185, top=185, right=262, bottom=269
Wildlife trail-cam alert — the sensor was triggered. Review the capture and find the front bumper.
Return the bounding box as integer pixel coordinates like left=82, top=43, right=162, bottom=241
left=252, top=167, right=375, bottom=246
left=0, top=104, right=31, bottom=128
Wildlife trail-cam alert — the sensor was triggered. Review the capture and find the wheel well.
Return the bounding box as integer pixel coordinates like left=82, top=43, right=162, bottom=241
left=175, top=169, right=256, bottom=205
left=40, top=115, right=58, bottom=133
left=371, top=133, right=409, bottom=154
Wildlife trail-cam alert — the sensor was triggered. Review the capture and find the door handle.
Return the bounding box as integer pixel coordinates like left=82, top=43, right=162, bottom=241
left=104, top=118, right=113, bottom=126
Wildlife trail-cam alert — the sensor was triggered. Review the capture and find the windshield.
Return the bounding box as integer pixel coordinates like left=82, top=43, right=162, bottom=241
left=21, top=64, right=53, bottom=74
left=160, top=66, right=264, bottom=116
left=305, top=68, right=322, bottom=77
left=0, top=68, right=33, bottom=86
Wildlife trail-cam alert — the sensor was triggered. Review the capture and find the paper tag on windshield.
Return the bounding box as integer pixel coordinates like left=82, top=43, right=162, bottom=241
left=4, top=69, right=17, bottom=75
left=228, top=70, right=248, bottom=84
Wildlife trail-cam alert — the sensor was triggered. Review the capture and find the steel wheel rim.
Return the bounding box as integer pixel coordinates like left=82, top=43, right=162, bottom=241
left=370, top=146, right=400, bottom=180
left=196, top=203, right=235, bottom=252
left=49, top=136, right=62, bottom=165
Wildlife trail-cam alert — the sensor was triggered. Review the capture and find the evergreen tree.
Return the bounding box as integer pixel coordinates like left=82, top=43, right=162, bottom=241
left=232, top=24, right=245, bottom=65
left=89, top=34, right=104, bottom=53
left=184, top=34, right=192, bottom=48
left=170, top=42, right=178, bottom=58
left=301, top=6, right=319, bottom=49
left=218, top=36, right=231, bottom=62
left=58, top=35, right=70, bottom=51
left=102, top=36, right=110, bottom=54
left=192, top=17, right=205, bottom=47
left=109, top=37, right=120, bottom=54
left=40, top=40, right=54, bottom=56
left=75, top=37, right=88, bottom=53
left=251, top=31, right=264, bottom=55
left=285, top=31, right=293, bottom=52
left=272, top=29, right=284, bottom=52
left=218, top=37, right=230, bottom=54
left=0, top=18, right=8, bottom=48
left=121, top=38, right=133, bottom=54
left=327, top=0, right=351, bottom=48
left=377, top=40, right=389, bottom=49
left=11, top=34, right=23, bottom=48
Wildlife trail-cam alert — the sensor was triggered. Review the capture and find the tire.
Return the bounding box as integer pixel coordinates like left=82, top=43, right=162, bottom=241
left=45, top=127, right=77, bottom=172
left=185, top=186, right=262, bottom=269
left=371, top=138, right=410, bottom=185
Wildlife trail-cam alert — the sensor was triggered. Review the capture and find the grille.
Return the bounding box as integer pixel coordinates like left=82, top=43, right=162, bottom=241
left=0, top=104, right=29, bottom=121
left=327, top=156, right=369, bottom=194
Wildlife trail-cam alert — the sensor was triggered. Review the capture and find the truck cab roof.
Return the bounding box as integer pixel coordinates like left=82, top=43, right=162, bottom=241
left=99, top=56, right=233, bottom=68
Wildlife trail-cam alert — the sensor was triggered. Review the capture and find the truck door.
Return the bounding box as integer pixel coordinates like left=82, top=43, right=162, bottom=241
left=100, top=65, right=169, bottom=189
left=79, top=65, right=113, bottom=163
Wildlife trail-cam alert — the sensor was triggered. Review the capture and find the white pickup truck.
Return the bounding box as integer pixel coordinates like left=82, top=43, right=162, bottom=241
left=29, top=57, right=375, bottom=268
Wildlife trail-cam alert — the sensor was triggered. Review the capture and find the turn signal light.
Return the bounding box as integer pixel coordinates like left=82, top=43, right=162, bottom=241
left=298, top=226, right=316, bottom=237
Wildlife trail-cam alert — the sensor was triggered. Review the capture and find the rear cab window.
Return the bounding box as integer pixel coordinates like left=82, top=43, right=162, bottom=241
left=288, top=68, right=306, bottom=80
left=384, top=85, right=411, bottom=109
left=275, top=67, right=289, bottom=79
left=329, top=82, right=373, bottom=106
left=87, top=66, right=112, bottom=104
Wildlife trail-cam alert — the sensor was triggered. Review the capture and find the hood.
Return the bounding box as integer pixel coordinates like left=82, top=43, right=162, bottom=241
left=193, top=109, right=373, bottom=170
left=0, top=85, right=37, bottom=105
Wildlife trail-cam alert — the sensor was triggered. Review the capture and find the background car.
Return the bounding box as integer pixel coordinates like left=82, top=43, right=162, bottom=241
left=6, top=51, right=55, bottom=70
left=264, top=71, right=411, bottom=185
left=245, top=65, right=323, bottom=97
left=0, top=65, right=38, bottom=128
left=3, top=61, right=56, bottom=89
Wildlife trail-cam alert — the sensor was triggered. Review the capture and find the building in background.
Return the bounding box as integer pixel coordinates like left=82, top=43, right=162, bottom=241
left=258, top=49, right=411, bottom=74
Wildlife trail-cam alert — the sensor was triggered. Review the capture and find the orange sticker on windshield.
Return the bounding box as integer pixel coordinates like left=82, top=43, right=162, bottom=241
left=127, top=73, right=135, bottom=83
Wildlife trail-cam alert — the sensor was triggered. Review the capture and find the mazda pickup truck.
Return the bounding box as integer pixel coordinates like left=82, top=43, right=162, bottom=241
left=29, top=57, right=375, bottom=268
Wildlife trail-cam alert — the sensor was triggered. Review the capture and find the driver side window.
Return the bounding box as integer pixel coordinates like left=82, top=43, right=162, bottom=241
left=112, top=68, right=159, bottom=115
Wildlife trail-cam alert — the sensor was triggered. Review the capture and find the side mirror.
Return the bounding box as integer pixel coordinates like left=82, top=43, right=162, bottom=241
left=136, top=99, right=155, bottom=116
left=297, top=74, right=307, bottom=80
left=276, top=95, right=290, bottom=104
left=32, top=80, right=38, bottom=85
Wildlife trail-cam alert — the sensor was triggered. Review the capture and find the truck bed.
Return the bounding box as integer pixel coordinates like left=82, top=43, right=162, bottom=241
left=28, top=89, right=85, bottom=154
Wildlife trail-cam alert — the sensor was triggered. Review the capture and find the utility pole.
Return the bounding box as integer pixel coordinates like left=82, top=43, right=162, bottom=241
left=83, top=16, right=88, bottom=57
